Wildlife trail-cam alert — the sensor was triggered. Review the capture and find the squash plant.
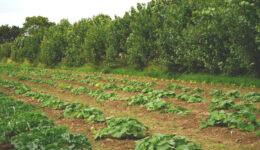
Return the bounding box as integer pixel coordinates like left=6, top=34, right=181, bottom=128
left=200, top=107, right=260, bottom=132
left=135, top=134, right=201, bottom=150
left=41, top=97, right=69, bottom=110
left=166, top=83, right=182, bottom=90
left=11, top=126, right=92, bottom=150
left=145, top=98, right=170, bottom=111
left=243, top=92, right=260, bottom=103
left=225, top=90, right=243, bottom=98
left=177, top=93, right=204, bottom=103
left=209, top=89, right=223, bottom=96
left=161, top=106, right=188, bottom=115
left=209, top=97, right=234, bottom=111
left=0, top=97, right=36, bottom=121
left=0, top=111, right=54, bottom=144
left=120, top=85, right=141, bottom=92
left=125, top=94, right=150, bottom=105
left=71, top=86, right=89, bottom=95
left=147, top=90, right=176, bottom=98
left=16, top=75, right=32, bottom=81
left=64, top=103, right=106, bottom=123
left=95, top=118, right=148, bottom=139
left=58, top=83, right=73, bottom=90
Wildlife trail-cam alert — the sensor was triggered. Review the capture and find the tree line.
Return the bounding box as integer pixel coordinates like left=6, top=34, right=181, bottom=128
left=0, top=0, right=259, bottom=76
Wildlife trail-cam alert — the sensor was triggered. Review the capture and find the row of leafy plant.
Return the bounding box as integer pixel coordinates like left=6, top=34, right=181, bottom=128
left=95, top=118, right=201, bottom=150
left=0, top=78, right=148, bottom=142
left=0, top=77, right=202, bottom=149
left=0, top=91, right=92, bottom=150
left=69, top=85, right=190, bottom=115
left=200, top=89, right=260, bottom=135
left=0, top=65, right=200, bottom=99
left=1, top=65, right=158, bottom=93
left=3, top=66, right=206, bottom=104
left=0, top=78, right=107, bottom=124
left=122, top=93, right=188, bottom=115
left=9, top=69, right=260, bottom=135
left=0, top=66, right=194, bottom=117
left=70, top=76, right=206, bottom=105
left=48, top=70, right=207, bottom=104
left=209, top=89, right=260, bottom=103
left=16, top=75, right=57, bottom=86
left=14, top=69, right=207, bottom=111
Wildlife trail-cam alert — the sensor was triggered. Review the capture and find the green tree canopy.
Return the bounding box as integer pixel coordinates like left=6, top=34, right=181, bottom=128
left=0, top=25, right=21, bottom=44
left=23, top=16, right=55, bottom=35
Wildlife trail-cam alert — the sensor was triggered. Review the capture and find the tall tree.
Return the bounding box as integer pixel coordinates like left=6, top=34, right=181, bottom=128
left=83, top=14, right=111, bottom=64
left=23, top=16, right=55, bottom=35
left=0, top=25, right=21, bottom=44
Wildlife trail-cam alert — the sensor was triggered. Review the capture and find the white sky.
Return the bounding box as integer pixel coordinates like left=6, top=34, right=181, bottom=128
left=0, top=0, right=151, bottom=27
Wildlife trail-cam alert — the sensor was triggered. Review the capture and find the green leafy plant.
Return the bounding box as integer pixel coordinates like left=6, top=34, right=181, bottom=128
left=13, top=84, right=31, bottom=95
left=63, top=102, right=85, bottom=118
left=141, top=87, right=154, bottom=93
left=120, top=85, right=141, bottom=92
left=231, top=103, right=256, bottom=112
left=181, top=87, right=190, bottom=92
left=31, top=92, right=52, bottom=103
left=71, top=86, right=89, bottom=95
left=44, top=80, right=57, bottom=86
left=125, top=94, right=149, bottom=106
left=88, top=89, right=104, bottom=97
left=41, top=97, right=69, bottom=110
left=105, top=77, right=117, bottom=82
left=16, top=75, right=32, bottom=81
left=189, top=87, right=204, bottom=94
left=96, top=92, right=117, bottom=101
left=11, top=126, right=92, bottom=150
left=95, top=118, right=148, bottom=139
left=135, top=133, right=201, bottom=150
left=0, top=111, right=54, bottom=144
left=79, top=79, right=91, bottom=84
left=145, top=98, right=170, bottom=111
left=89, top=90, right=117, bottom=102
left=200, top=108, right=260, bottom=132
left=121, top=79, right=155, bottom=87
left=160, top=106, right=188, bottom=115
left=166, top=83, right=182, bottom=90
left=177, top=93, right=204, bottom=103
left=123, top=94, right=188, bottom=114
left=209, top=89, right=223, bottom=96
left=0, top=91, right=92, bottom=150
left=0, top=97, right=36, bottom=121
left=31, top=78, right=44, bottom=83
left=83, top=74, right=102, bottom=80
left=99, top=83, right=118, bottom=90
left=147, top=90, right=176, bottom=98
left=225, top=90, right=243, bottom=98
left=58, top=83, right=73, bottom=90
left=64, top=103, right=105, bottom=123
left=209, top=97, right=234, bottom=111
left=243, top=92, right=260, bottom=103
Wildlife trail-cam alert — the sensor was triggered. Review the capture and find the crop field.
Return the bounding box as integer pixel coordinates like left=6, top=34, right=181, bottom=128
left=0, top=64, right=259, bottom=150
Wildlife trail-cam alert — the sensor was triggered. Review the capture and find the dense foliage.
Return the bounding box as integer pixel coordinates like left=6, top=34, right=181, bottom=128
left=201, top=88, right=260, bottom=133
left=95, top=118, right=148, bottom=139
left=11, top=126, right=91, bottom=150
left=0, top=0, right=259, bottom=76
left=0, top=25, right=20, bottom=44
left=135, top=134, right=201, bottom=150
left=0, top=92, right=92, bottom=149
